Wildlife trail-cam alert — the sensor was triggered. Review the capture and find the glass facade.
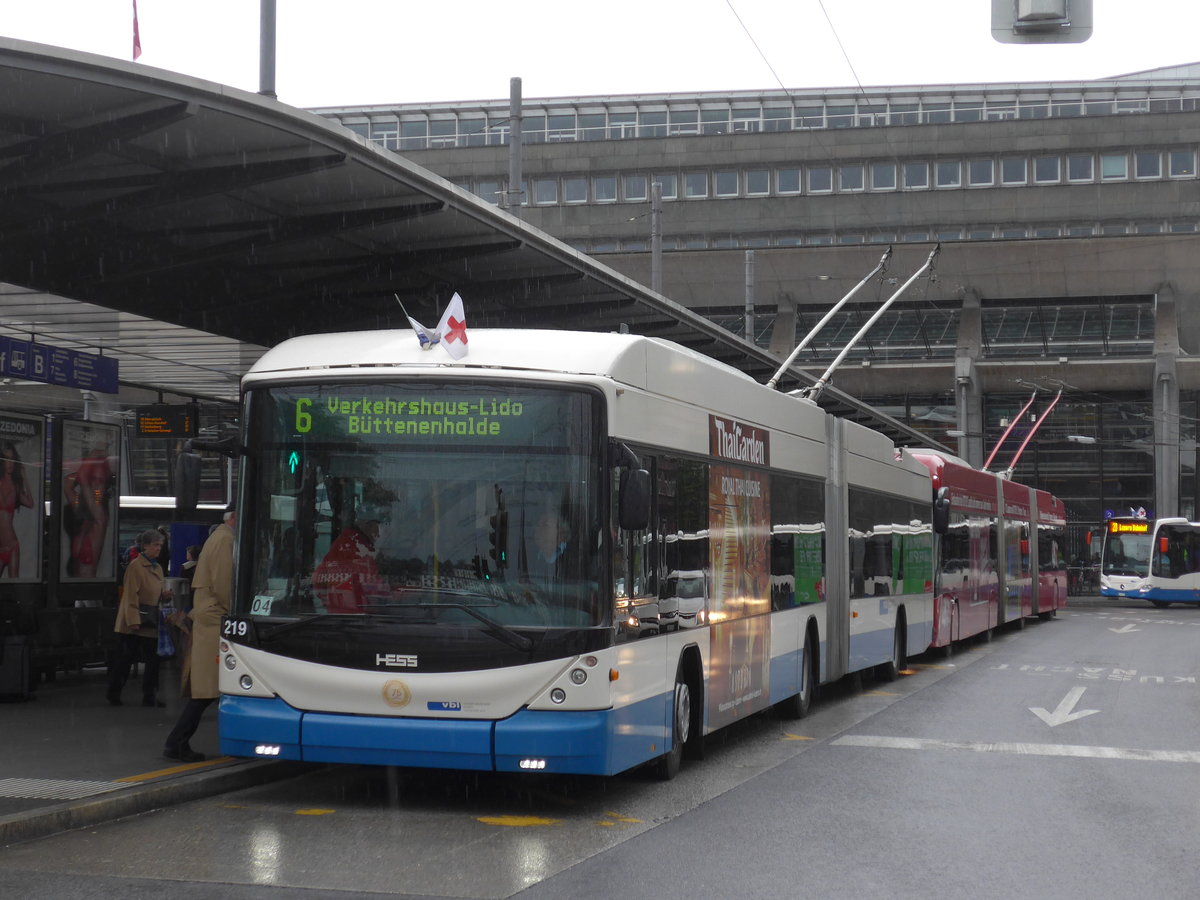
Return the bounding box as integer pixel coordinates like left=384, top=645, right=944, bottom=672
left=326, top=87, right=1200, bottom=152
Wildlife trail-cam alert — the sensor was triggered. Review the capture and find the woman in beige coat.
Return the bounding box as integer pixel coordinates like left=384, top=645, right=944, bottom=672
left=163, top=508, right=235, bottom=762
left=107, top=529, right=170, bottom=707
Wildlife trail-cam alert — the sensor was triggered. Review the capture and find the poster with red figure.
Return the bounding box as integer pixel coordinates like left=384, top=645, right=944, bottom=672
left=60, top=420, right=120, bottom=582
left=0, top=411, right=45, bottom=583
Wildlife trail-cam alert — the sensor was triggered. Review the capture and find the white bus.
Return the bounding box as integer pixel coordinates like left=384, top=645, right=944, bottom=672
left=212, top=329, right=935, bottom=777
left=1103, top=516, right=1200, bottom=607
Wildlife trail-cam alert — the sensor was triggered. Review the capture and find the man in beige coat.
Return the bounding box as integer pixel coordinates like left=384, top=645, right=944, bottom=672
left=163, top=507, right=235, bottom=762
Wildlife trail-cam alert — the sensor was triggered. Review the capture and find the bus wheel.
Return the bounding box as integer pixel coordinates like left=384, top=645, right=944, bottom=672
left=1151, top=600, right=1172, bottom=609
left=655, top=666, right=689, bottom=780
left=875, top=619, right=906, bottom=682
left=777, top=630, right=817, bottom=719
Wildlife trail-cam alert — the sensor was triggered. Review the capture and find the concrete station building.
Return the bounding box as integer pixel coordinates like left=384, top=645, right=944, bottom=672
left=314, top=62, right=1200, bottom=534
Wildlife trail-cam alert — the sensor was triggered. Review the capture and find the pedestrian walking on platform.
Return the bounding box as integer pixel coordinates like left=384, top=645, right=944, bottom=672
left=163, top=507, right=235, bottom=762
left=107, top=529, right=172, bottom=707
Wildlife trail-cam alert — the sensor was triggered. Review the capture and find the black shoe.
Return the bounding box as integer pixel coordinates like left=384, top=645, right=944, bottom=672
left=142, top=698, right=166, bottom=708
left=106, top=693, right=123, bottom=707
left=163, top=745, right=206, bottom=763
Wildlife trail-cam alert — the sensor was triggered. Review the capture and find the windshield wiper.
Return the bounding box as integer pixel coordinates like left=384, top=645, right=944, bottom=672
left=259, top=613, right=364, bottom=639
left=371, top=601, right=534, bottom=652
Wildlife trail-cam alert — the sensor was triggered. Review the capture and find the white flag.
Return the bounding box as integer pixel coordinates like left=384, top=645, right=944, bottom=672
left=436, top=293, right=469, bottom=360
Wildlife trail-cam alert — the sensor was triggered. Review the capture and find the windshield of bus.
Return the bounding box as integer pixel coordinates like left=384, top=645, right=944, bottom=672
left=239, top=381, right=606, bottom=635
left=1101, top=521, right=1152, bottom=577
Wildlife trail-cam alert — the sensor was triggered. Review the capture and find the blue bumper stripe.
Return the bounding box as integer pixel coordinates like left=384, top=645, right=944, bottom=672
left=219, top=691, right=672, bottom=776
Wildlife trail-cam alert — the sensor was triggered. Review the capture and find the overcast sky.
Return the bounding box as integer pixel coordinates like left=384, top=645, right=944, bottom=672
left=1, top=1, right=1197, bottom=109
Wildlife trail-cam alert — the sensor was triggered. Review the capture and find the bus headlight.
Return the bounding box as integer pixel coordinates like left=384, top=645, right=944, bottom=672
left=239, top=674, right=254, bottom=690
left=550, top=688, right=567, bottom=704
left=224, top=655, right=238, bottom=670
left=569, top=668, right=587, bottom=685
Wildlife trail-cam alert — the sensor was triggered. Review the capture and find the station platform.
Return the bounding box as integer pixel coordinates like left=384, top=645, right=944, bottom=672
left=0, top=660, right=310, bottom=848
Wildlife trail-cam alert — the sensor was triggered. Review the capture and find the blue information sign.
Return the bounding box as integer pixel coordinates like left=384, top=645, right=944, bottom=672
left=0, top=336, right=118, bottom=393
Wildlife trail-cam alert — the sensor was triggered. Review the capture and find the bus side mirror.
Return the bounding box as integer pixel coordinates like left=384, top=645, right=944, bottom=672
left=932, top=487, right=950, bottom=535
left=175, top=450, right=201, bottom=518
left=619, top=468, right=651, bottom=531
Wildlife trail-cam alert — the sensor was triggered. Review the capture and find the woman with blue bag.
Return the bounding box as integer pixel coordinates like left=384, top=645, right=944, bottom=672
left=107, top=529, right=172, bottom=707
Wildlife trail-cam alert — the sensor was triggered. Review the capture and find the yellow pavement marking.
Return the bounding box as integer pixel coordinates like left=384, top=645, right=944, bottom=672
left=295, top=808, right=336, bottom=816
left=603, top=811, right=642, bottom=823
left=477, top=814, right=562, bottom=827
left=115, top=757, right=235, bottom=783
left=782, top=733, right=815, bottom=741
left=864, top=690, right=900, bottom=696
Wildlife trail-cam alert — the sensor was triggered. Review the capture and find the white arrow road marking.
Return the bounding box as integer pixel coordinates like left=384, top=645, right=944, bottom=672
left=1029, top=685, right=1100, bottom=726
left=1108, top=624, right=1140, bottom=634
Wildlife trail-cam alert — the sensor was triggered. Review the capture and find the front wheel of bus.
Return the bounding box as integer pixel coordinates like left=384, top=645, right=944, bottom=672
left=655, top=668, right=689, bottom=780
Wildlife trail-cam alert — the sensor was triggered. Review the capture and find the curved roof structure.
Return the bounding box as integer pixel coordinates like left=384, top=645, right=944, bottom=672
left=0, top=37, right=940, bottom=448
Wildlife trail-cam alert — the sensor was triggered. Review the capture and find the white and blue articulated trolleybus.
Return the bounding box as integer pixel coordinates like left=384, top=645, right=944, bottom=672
left=203, top=329, right=938, bottom=778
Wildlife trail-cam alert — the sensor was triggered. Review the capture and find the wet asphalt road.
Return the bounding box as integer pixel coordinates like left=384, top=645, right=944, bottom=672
left=2, top=597, right=1197, bottom=899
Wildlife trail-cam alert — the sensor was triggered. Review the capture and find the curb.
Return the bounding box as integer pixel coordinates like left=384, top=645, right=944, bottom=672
left=0, top=759, right=316, bottom=848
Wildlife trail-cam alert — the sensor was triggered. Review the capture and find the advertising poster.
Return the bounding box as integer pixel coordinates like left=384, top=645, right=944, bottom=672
left=0, top=411, right=45, bottom=583
left=60, top=420, right=120, bottom=582
left=707, top=462, right=771, bottom=730
left=901, top=527, right=934, bottom=595
left=793, top=528, right=825, bottom=604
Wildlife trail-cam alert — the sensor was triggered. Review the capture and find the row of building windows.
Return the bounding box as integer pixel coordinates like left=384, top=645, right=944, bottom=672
left=571, top=220, right=1199, bottom=255
left=328, top=90, right=1200, bottom=151
left=461, top=147, right=1198, bottom=208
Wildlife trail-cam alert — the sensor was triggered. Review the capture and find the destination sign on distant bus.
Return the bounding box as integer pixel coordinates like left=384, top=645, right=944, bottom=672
left=271, top=383, right=593, bottom=449
left=1109, top=520, right=1150, bottom=534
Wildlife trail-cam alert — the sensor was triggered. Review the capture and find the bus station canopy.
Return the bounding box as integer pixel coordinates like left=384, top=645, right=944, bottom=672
left=0, top=37, right=939, bottom=448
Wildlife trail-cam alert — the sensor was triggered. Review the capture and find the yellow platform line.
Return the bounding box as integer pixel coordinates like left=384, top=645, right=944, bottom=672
left=115, top=756, right=235, bottom=783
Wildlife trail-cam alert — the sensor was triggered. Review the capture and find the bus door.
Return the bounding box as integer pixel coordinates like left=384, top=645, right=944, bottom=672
left=939, top=514, right=970, bottom=644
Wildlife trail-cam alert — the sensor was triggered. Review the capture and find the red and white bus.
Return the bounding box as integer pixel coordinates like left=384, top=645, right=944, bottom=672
left=911, top=451, right=1066, bottom=650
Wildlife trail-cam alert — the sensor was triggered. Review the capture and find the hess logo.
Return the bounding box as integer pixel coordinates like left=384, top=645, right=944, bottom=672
left=376, top=653, right=418, bottom=668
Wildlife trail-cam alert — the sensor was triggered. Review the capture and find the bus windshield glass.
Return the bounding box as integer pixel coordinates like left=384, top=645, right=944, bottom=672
left=1101, top=521, right=1153, bottom=578
left=239, top=381, right=606, bottom=632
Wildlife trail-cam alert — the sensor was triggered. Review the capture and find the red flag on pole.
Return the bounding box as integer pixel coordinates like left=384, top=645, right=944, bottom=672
left=132, top=0, right=142, bottom=60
